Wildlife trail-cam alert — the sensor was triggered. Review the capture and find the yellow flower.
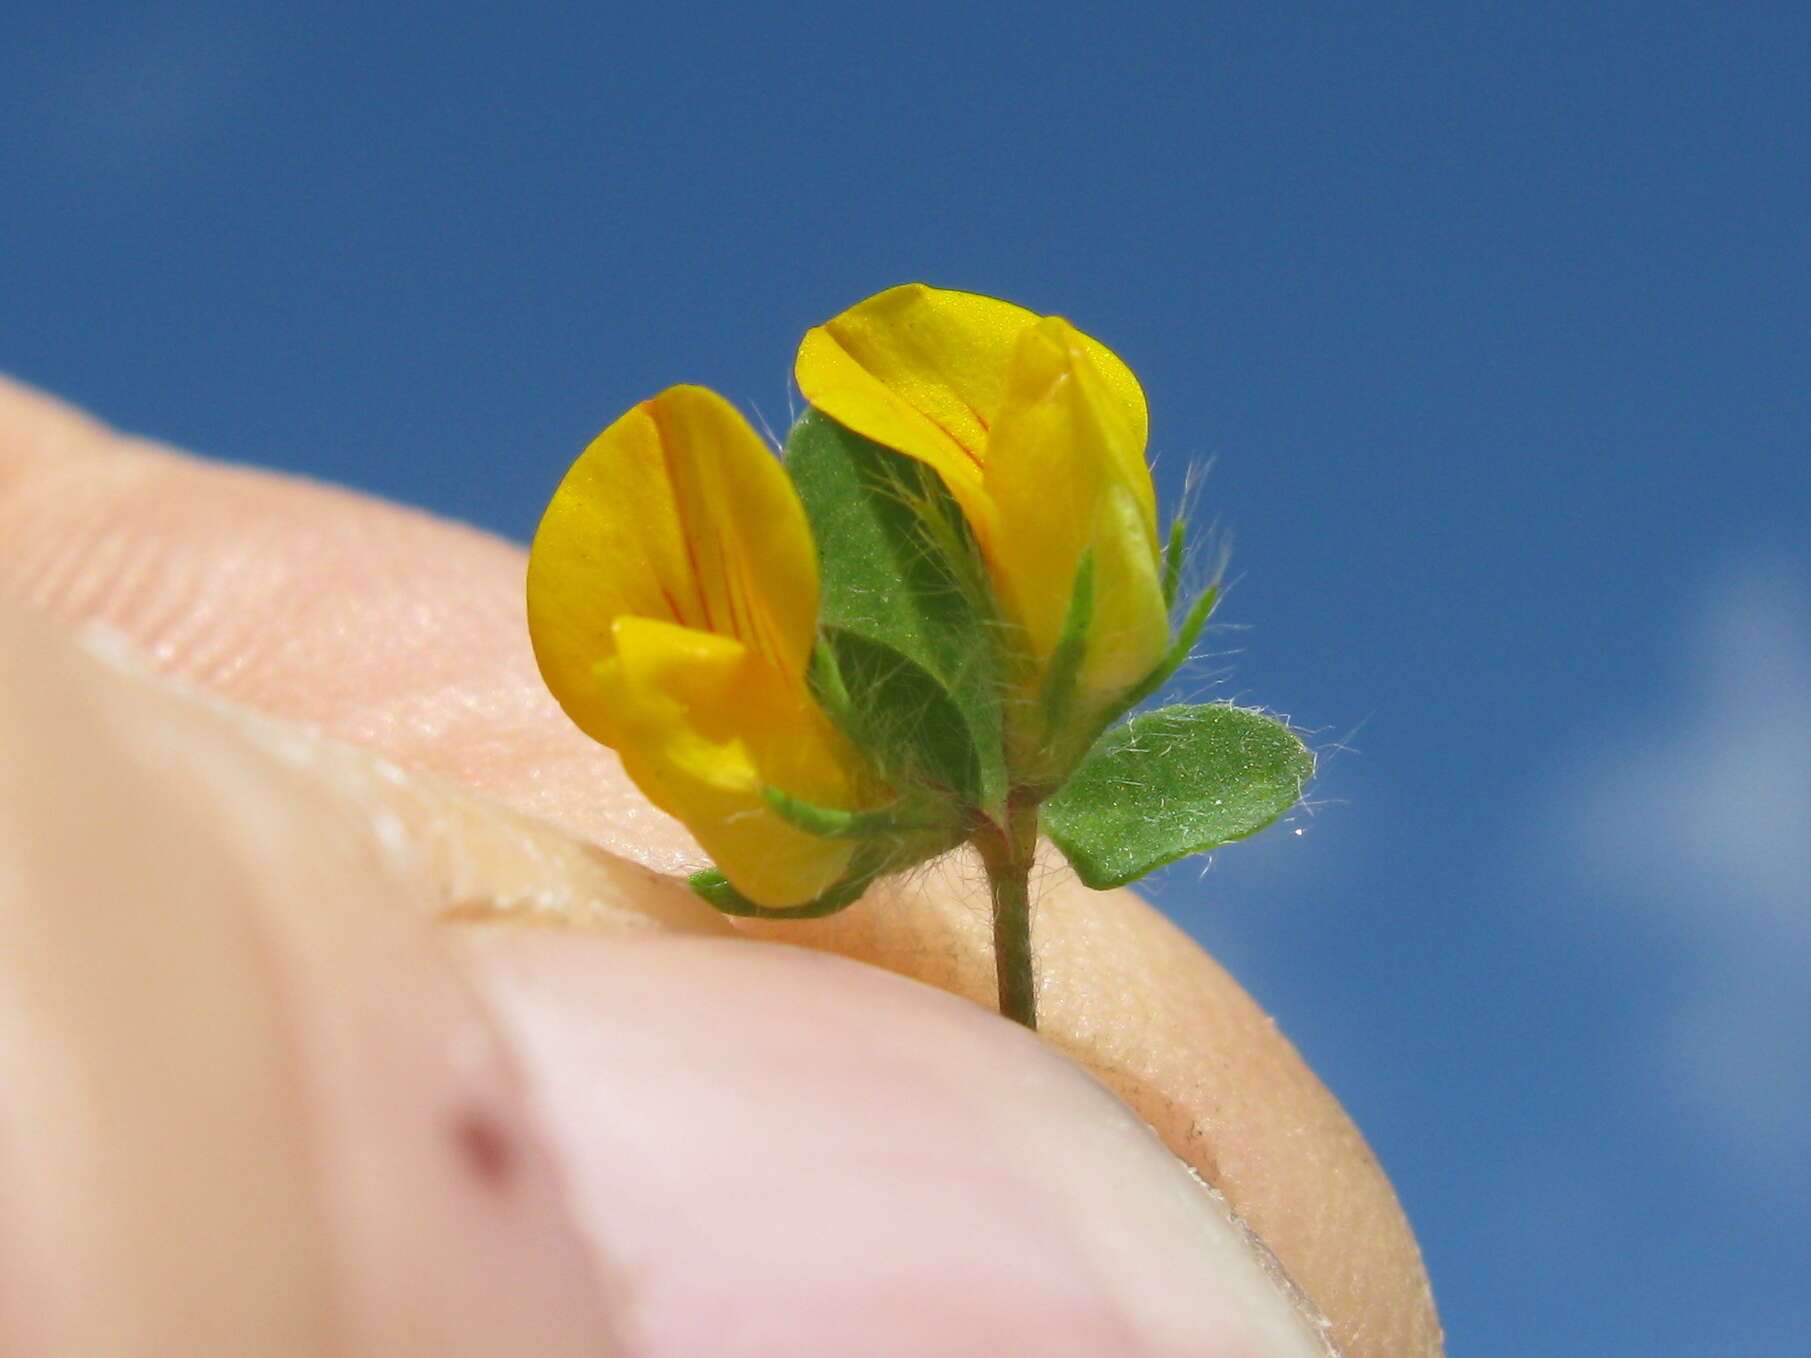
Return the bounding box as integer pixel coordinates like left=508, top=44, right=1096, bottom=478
left=796, top=285, right=1171, bottom=712
left=526, top=384, right=872, bottom=907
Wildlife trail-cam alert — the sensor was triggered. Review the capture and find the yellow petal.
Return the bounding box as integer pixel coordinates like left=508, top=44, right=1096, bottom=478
left=983, top=318, right=1166, bottom=690
left=795, top=284, right=1149, bottom=551
left=1057, top=321, right=1158, bottom=537
left=601, top=616, right=859, bottom=906
left=796, top=285, right=1025, bottom=507
left=527, top=385, right=820, bottom=749
left=1078, top=483, right=1171, bottom=698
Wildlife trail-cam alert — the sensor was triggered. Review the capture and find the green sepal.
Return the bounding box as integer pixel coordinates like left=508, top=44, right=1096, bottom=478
left=687, top=864, right=877, bottom=919
left=761, top=786, right=951, bottom=840
left=1037, top=548, right=1095, bottom=739
left=1162, top=518, right=1186, bottom=609
left=808, top=637, right=854, bottom=730
left=785, top=410, right=1006, bottom=813
left=1044, top=703, right=1313, bottom=889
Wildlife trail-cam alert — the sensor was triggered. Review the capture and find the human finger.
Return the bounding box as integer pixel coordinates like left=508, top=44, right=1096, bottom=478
left=2, top=601, right=1334, bottom=1355
left=0, top=373, right=1441, bottom=1356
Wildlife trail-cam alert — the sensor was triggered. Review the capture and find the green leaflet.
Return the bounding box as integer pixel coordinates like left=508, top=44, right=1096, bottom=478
left=1043, top=703, right=1314, bottom=889
left=785, top=409, right=1006, bottom=813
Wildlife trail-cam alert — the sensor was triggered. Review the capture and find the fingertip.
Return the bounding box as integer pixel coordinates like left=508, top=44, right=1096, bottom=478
left=459, top=931, right=1338, bottom=1357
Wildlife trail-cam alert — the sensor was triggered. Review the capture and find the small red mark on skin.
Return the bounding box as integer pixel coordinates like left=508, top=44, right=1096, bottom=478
left=454, top=1107, right=516, bottom=1193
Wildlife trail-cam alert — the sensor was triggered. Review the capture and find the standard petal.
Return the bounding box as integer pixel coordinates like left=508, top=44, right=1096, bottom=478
left=797, top=285, right=1148, bottom=551
left=796, top=285, right=1028, bottom=504
left=1059, top=323, right=1157, bottom=538
left=527, top=385, right=820, bottom=748
left=602, top=616, right=860, bottom=906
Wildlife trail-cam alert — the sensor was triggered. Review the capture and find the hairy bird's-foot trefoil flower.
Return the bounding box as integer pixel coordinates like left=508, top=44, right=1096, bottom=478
left=527, top=385, right=889, bottom=908
left=527, top=288, right=1314, bottom=1027
left=798, top=286, right=1173, bottom=779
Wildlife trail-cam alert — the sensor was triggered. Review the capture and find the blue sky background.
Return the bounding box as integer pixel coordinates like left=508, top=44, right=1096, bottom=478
left=5, top=4, right=1808, bottom=1350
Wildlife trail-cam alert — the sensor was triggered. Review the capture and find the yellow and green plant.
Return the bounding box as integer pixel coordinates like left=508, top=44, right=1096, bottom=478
left=527, top=284, right=1312, bottom=1028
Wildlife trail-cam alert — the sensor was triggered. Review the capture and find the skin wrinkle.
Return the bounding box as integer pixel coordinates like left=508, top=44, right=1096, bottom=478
left=0, top=372, right=1443, bottom=1358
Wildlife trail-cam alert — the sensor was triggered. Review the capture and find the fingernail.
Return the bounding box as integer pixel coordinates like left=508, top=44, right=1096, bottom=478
left=460, top=931, right=1336, bottom=1357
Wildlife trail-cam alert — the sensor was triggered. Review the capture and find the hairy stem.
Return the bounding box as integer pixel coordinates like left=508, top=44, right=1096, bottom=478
left=976, top=797, right=1040, bottom=1030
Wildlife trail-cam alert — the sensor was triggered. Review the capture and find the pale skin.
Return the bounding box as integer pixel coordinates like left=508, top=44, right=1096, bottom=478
left=0, top=375, right=1443, bottom=1357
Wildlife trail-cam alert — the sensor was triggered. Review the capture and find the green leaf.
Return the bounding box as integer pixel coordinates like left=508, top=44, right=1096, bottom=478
left=786, top=409, right=1005, bottom=811
left=1043, top=703, right=1313, bottom=889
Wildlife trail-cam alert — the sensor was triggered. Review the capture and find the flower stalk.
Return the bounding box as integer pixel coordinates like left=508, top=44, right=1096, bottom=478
left=974, top=794, right=1042, bottom=1030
